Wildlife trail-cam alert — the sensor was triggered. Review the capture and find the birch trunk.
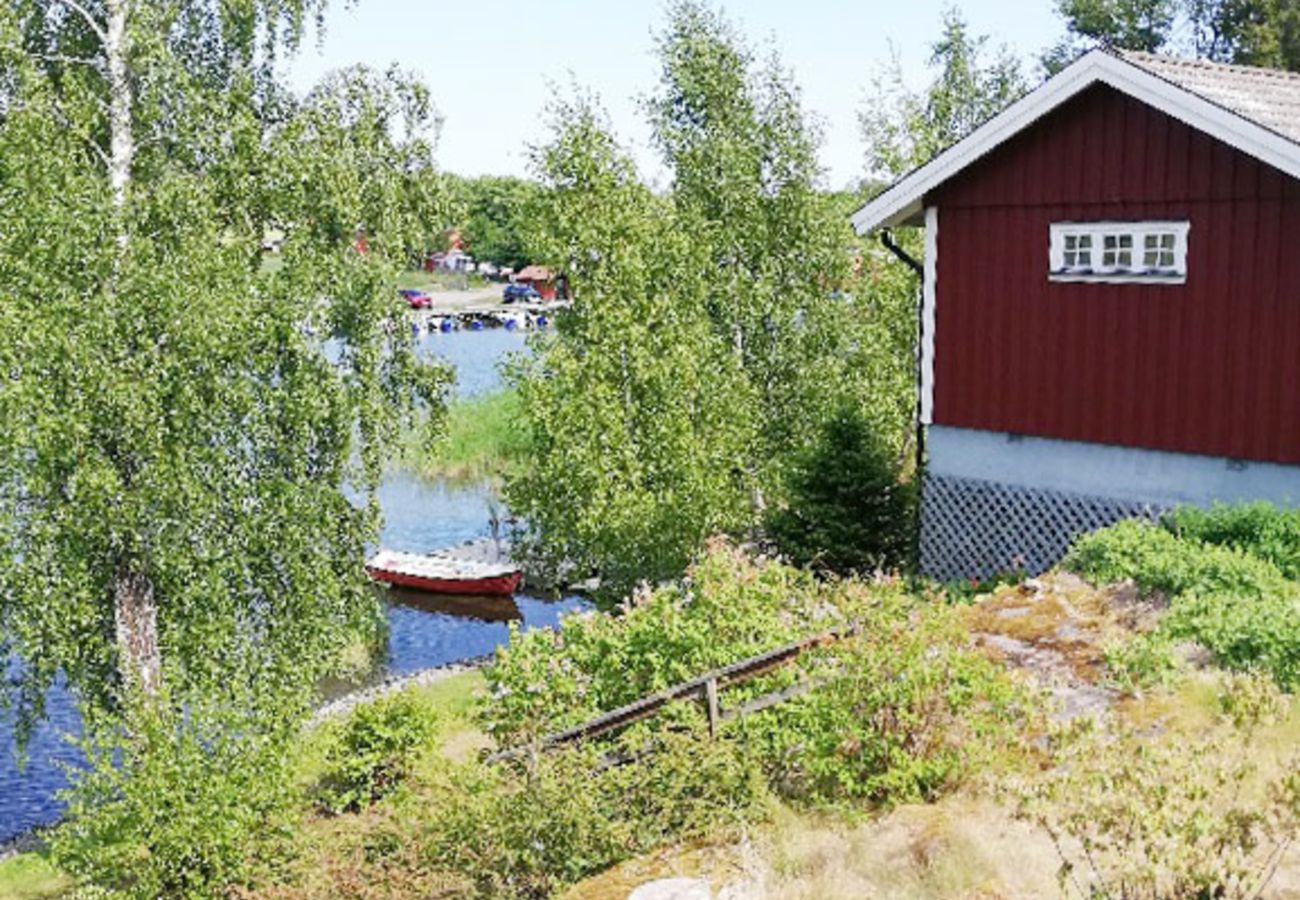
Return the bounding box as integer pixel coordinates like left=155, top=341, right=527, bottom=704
left=105, top=0, right=133, bottom=218
left=104, top=0, right=161, bottom=697
left=113, top=566, right=160, bottom=696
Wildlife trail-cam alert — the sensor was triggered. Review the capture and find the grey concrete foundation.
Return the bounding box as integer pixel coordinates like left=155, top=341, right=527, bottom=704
left=921, top=426, right=1300, bottom=580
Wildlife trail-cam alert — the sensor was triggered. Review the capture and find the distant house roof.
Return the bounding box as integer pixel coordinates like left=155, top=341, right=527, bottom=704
left=853, top=49, right=1300, bottom=232
left=515, top=265, right=552, bottom=281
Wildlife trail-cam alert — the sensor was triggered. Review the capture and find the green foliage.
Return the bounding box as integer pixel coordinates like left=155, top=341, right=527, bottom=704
left=509, top=1, right=914, bottom=595
left=1064, top=518, right=1291, bottom=600
left=423, top=726, right=767, bottom=899
left=400, top=389, right=532, bottom=484
left=741, top=608, right=1025, bottom=808
left=504, top=91, right=757, bottom=599
left=1046, top=0, right=1300, bottom=73
left=1054, top=0, right=1178, bottom=52
left=49, top=697, right=301, bottom=899
left=0, top=1, right=452, bottom=892
left=1164, top=591, right=1300, bottom=689
left=1165, top=502, right=1300, bottom=580
left=483, top=544, right=1027, bottom=813
left=1066, top=515, right=1300, bottom=687
left=0, top=3, right=451, bottom=732
left=862, top=9, right=1026, bottom=180
left=1103, top=631, right=1180, bottom=694
left=767, top=403, right=917, bottom=574
left=318, top=690, right=441, bottom=814
left=0, top=852, right=69, bottom=900
left=1014, top=672, right=1300, bottom=899
left=446, top=174, right=545, bottom=270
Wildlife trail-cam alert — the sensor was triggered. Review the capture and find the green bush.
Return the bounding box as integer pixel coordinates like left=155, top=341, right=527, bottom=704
left=424, top=723, right=767, bottom=899
left=1102, top=631, right=1180, bottom=694
left=1065, top=519, right=1292, bottom=600
left=766, top=404, right=917, bottom=575
left=1066, top=516, right=1300, bottom=688
left=1165, top=591, right=1300, bottom=689
left=1165, top=502, right=1300, bottom=580
left=482, top=542, right=855, bottom=744
left=51, top=701, right=299, bottom=899
left=318, top=689, right=440, bottom=814
left=741, top=608, right=1026, bottom=807
left=483, top=544, right=1027, bottom=812
left=1014, top=673, right=1300, bottom=900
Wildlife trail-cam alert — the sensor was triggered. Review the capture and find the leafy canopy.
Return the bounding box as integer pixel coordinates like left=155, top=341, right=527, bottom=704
left=862, top=9, right=1026, bottom=181
left=1047, top=0, right=1300, bottom=71
left=0, top=0, right=449, bottom=736
left=446, top=174, right=544, bottom=270
left=507, top=1, right=914, bottom=595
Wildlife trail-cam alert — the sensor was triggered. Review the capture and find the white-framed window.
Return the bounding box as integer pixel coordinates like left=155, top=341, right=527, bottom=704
left=1049, top=221, right=1189, bottom=283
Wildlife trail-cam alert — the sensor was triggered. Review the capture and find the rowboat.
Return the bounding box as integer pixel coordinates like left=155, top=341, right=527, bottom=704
left=365, top=549, right=523, bottom=596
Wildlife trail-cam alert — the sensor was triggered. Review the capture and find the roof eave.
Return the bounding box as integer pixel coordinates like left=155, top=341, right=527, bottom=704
left=851, top=48, right=1300, bottom=236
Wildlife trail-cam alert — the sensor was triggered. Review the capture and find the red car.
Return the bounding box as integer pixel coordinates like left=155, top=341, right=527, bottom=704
left=398, top=289, right=432, bottom=309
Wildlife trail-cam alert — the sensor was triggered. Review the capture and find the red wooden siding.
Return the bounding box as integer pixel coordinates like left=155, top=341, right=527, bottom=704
left=927, top=84, right=1300, bottom=465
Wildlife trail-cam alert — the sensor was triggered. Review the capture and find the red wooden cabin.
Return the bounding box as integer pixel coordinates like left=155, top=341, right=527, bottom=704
left=853, top=50, right=1300, bottom=579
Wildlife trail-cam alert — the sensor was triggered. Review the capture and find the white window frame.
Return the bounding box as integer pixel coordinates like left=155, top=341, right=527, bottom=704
left=1049, top=221, right=1190, bottom=284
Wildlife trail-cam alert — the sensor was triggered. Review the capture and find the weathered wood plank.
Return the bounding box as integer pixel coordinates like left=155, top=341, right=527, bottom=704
left=487, top=624, right=856, bottom=763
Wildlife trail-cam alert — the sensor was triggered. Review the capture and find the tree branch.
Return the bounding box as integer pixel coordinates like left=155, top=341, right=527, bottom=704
left=55, top=0, right=107, bottom=44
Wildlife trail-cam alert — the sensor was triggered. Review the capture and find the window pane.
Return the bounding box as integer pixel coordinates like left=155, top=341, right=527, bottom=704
left=1161, top=233, right=1175, bottom=249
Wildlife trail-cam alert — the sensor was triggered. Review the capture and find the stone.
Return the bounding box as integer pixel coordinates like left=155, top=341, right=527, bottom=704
left=628, top=878, right=713, bottom=900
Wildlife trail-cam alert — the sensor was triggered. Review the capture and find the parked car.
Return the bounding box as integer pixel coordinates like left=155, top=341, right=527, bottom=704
left=502, top=283, right=541, bottom=303
left=398, top=288, right=432, bottom=309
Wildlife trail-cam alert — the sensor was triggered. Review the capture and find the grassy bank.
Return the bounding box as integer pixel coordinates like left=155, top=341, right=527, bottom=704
left=0, top=852, right=68, bottom=899
left=400, top=390, right=531, bottom=485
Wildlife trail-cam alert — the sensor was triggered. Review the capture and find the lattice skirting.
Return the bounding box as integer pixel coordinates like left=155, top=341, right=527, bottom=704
left=920, top=473, right=1167, bottom=581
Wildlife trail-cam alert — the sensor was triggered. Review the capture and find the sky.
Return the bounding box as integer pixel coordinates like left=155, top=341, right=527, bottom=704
left=288, top=0, right=1064, bottom=190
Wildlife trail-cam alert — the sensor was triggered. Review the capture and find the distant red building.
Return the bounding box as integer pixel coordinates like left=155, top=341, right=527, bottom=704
left=853, top=50, right=1300, bottom=579
left=514, top=265, right=559, bottom=301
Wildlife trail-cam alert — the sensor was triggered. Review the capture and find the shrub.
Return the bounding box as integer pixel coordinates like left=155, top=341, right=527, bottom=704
left=423, top=722, right=768, bottom=899
left=1102, top=631, right=1180, bottom=694
left=1013, top=672, right=1300, bottom=900
left=483, top=543, right=1028, bottom=812
left=1165, top=502, right=1300, bottom=580
left=1165, top=591, right=1300, bottom=689
left=766, top=404, right=917, bottom=575
left=51, top=700, right=300, bottom=899
left=1064, top=519, right=1291, bottom=600
left=1065, top=517, right=1300, bottom=688
left=481, top=542, right=859, bottom=744
left=318, top=689, right=440, bottom=814
left=741, top=607, right=1027, bottom=807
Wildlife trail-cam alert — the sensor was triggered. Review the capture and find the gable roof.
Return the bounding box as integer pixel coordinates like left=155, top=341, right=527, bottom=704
left=1122, top=51, right=1300, bottom=144
left=852, top=50, right=1300, bottom=233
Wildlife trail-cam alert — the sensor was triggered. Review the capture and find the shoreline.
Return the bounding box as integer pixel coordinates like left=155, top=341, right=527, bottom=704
left=0, top=656, right=491, bottom=864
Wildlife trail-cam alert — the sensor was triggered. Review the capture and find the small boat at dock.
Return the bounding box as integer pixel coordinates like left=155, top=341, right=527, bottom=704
left=366, top=549, right=523, bottom=596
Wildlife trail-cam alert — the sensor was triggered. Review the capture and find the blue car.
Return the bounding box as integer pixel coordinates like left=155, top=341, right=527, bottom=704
left=502, top=283, right=541, bottom=303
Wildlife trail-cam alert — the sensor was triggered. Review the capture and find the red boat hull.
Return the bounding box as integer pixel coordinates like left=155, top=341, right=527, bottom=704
left=367, top=566, right=522, bottom=597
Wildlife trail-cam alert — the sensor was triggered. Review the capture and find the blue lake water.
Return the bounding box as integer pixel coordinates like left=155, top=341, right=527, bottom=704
left=0, top=326, right=580, bottom=843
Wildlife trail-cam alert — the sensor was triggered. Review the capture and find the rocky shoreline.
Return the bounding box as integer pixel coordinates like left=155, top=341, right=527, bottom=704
left=0, top=657, right=491, bottom=864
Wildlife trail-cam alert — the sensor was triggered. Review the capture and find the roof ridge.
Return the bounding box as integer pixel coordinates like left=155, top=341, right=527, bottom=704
left=1119, top=49, right=1300, bottom=84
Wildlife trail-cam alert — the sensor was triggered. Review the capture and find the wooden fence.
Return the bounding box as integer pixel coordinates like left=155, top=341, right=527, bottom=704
left=487, top=623, right=857, bottom=764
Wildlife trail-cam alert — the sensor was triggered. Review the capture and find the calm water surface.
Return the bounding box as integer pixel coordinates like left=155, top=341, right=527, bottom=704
left=0, top=326, right=581, bottom=843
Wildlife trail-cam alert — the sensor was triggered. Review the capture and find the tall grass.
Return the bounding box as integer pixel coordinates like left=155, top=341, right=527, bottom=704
left=400, top=389, right=530, bottom=484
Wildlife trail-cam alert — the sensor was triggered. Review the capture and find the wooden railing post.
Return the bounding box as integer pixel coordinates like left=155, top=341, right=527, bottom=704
left=705, top=677, right=719, bottom=738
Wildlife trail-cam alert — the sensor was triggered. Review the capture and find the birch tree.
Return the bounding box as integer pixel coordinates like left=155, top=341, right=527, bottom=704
left=0, top=0, right=447, bottom=738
